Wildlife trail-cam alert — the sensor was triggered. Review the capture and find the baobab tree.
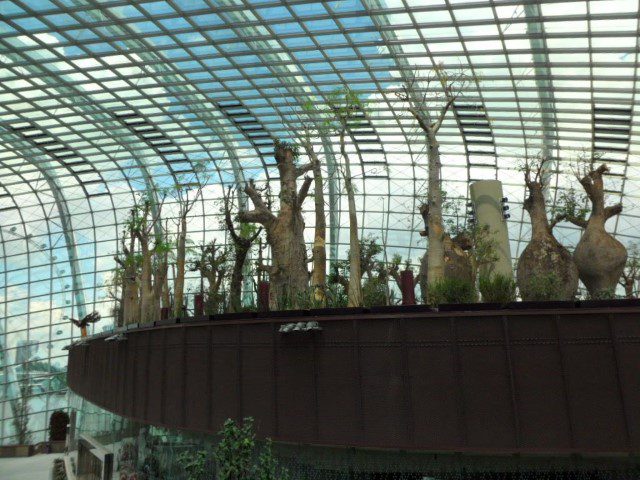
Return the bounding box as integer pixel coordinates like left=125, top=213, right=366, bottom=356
left=415, top=202, right=474, bottom=303
left=172, top=184, right=204, bottom=318
left=517, top=157, right=578, bottom=301
left=563, top=160, right=626, bottom=297
left=190, top=240, right=229, bottom=314
left=114, top=232, right=140, bottom=326
left=128, top=195, right=166, bottom=323
left=326, top=88, right=366, bottom=307
left=396, top=66, right=470, bottom=298
left=222, top=186, right=262, bottom=312
left=237, top=140, right=313, bottom=309
left=299, top=127, right=327, bottom=304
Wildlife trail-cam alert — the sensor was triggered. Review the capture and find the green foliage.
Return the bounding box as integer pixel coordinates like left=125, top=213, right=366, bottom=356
left=324, top=87, right=367, bottom=132
left=214, top=418, right=289, bottom=480
left=587, top=288, right=617, bottom=300
left=470, top=224, right=500, bottom=272
left=239, top=222, right=259, bottom=240
left=214, top=418, right=256, bottom=480
left=323, top=283, right=349, bottom=308
left=479, top=274, right=517, bottom=304
left=440, top=190, right=468, bottom=238
left=428, top=278, right=477, bottom=306
left=274, top=284, right=348, bottom=310
left=362, top=277, right=388, bottom=307
left=524, top=273, right=564, bottom=301
left=255, top=439, right=289, bottom=480
left=177, top=449, right=208, bottom=480
left=273, top=138, right=299, bottom=160
left=552, top=187, right=589, bottom=225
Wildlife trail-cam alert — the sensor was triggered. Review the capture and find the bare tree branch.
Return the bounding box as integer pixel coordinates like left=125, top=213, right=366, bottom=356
left=605, top=203, right=623, bottom=219
left=237, top=209, right=274, bottom=225
left=297, top=175, right=313, bottom=204
left=565, top=215, right=588, bottom=228
left=295, top=162, right=314, bottom=178
left=549, top=213, right=567, bottom=231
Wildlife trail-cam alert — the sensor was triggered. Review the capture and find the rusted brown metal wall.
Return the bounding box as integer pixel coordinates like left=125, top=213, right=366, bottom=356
left=67, top=307, right=640, bottom=455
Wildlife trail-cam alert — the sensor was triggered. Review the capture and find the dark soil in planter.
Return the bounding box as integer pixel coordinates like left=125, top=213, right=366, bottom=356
left=256, top=309, right=310, bottom=319
left=437, top=302, right=507, bottom=312
left=180, top=315, right=210, bottom=324
left=368, top=304, right=434, bottom=315
left=507, top=300, right=576, bottom=310
left=309, top=306, right=369, bottom=317
left=578, top=298, right=640, bottom=309
left=212, top=311, right=256, bottom=322
left=153, top=318, right=178, bottom=327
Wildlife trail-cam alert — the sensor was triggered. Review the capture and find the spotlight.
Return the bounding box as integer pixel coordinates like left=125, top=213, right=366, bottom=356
left=501, top=197, right=508, bottom=202
left=502, top=205, right=509, bottom=211
left=279, top=321, right=322, bottom=334
left=279, top=323, right=295, bottom=333
left=105, top=333, right=127, bottom=342
left=504, top=213, right=511, bottom=219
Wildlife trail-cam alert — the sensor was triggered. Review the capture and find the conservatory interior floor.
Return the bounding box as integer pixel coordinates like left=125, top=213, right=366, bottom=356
left=0, top=453, right=59, bottom=480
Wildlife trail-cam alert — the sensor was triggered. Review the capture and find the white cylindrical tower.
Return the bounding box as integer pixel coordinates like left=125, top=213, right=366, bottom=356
left=469, top=180, right=513, bottom=278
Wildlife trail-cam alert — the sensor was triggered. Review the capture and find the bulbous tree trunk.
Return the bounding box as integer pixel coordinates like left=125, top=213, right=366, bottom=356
left=568, top=164, right=626, bottom=296
left=130, top=200, right=164, bottom=323
left=115, top=235, right=140, bottom=326
left=237, top=141, right=313, bottom=309
left=139, top=247, right=156, bottom=323
left=416, top=203, right=473, bottom=303
left=517, top=161, right=578, bottom=301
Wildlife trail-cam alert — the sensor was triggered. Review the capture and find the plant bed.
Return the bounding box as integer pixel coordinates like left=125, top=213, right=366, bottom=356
left=309, top=306, right=370, bottom=317
left=153, top=318, right=179, bottom=327
left=256, top=308, right=310, bottom=319
left=578, top=298, right=640, bottom=309
left=0, top=445, right=32, bottom=457
left=211, top=311, right=256, bottom=322
left=507, top=300, right=576, bottom=310
left=180, top=315, right=210, bottom=324
left=437, top=302, right=507, bottom=312
left=368, top=304, right=434, bottom=315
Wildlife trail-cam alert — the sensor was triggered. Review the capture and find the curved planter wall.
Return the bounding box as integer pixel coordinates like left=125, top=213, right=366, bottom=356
left=67, top=306, right=640, bottom=457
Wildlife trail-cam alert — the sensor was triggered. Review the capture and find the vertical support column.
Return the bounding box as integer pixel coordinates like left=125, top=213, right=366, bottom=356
left=41, top=169, right=87, bottom=320
left=469, top=180, right=513, bottom=279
